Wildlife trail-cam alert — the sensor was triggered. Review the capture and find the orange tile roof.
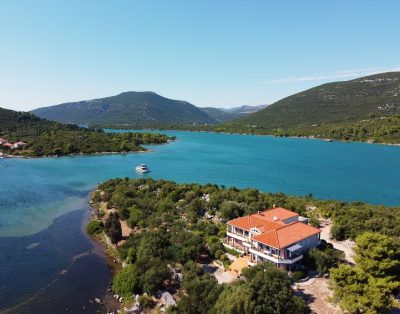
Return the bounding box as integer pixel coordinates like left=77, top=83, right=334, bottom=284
left=227, top=207, right=320, bottom=249
left=252, top=222, right=320, bottom=249
left=227, top=207, right=298, bottom=231
left=258, top=207, right=299, bottom=221
left=227, top=214, right=283, bottom=231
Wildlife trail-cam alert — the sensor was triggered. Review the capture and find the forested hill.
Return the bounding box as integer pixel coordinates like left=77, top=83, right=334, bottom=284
left=225, top=72, right=400, bottom=130
left=0, top=107, right=170, bottom=157
left=32, top=91, right=218, bottom=126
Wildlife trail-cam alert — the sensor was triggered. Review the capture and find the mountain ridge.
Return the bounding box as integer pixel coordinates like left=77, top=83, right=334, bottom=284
left=225, top=72, right=400, bottom=130
left=32, top=91, right=217, bottom=126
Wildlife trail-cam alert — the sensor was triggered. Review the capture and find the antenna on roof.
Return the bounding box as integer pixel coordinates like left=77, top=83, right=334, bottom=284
left=273, top=216, right=278, bottom=221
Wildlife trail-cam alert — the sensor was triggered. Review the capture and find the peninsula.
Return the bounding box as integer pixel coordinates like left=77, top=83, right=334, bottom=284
left=0, top=107, right=173, bottom=157
left=88, top=178, right=400, bottom=313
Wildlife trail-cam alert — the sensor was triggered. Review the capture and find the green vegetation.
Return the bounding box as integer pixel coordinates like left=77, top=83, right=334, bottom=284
left=305, top=240, right=343, bottom=275
left=90, top=178, right=400, bottom=312
left=330, top=232, right=400, bottom=313
left=224, top=72, right=400, bottom=130
left=173, top=263, right=309, bottom=314
left=31, top=91, right=268, bottom=127
left=32, top=91, right=218, bottom=126
left=86, top=220, right=104, bottom=235
left=260, top=115, right=400, bottom=144
left=0, top=107, right=172, bottom=157
left=104, top=212, right=122, bottom=244
left=329, top=202, right=400, bottom=240
left=216, top=72, right=400, bottom=143
left=176, top=270, right=224, bottom=314
left=30, top=73, right=400, bottom=143
left=200, top=107, right=240, bottom=123
left=112, top=264, right=140, bottom=297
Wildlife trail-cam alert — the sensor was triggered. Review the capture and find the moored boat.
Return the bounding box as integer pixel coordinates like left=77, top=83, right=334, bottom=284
left=135, top=164, right=150, bottom=173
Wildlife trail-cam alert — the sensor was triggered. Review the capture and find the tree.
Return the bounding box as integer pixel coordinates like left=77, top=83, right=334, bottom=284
left=135, top=231, right=169, bottom=267
left=354, top=232, right=400, bottom=281
left=209, top=283, right=254, bottom=314
left=306, top=241, right=343, bottom=274
left=176, top=274, right=224, bottom=314
left=104, top=212, right=122, bottom=244
left=140, top=262, right=170, bottom=295
left=219, top=201, right=243, bottom=220
left=330, top=264, right=395, bottom=314
left=241, top=264, right=310, bottom=314
left=86, top=219, right=104, bottom=235
left=112, top=264, right=140, bottom=297
left=330, top=232, right=400, bottom=314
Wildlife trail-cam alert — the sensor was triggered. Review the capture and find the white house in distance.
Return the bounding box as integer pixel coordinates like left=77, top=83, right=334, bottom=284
left=12, top=141, right=27, bottom=149
left=225, top=207, right=320, bottom=270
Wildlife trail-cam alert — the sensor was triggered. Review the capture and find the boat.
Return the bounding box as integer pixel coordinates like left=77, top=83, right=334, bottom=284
left=135, top=164, right=150, bottom=173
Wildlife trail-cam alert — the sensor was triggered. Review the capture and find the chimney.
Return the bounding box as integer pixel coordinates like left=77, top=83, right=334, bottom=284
left=273, top=204, right=276, bottom=208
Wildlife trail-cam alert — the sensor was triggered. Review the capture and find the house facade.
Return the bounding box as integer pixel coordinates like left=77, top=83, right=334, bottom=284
left=225, top=207, right=320, bottom=269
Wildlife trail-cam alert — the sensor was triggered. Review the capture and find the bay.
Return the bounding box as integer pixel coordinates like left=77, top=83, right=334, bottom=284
left=0, top=131, right=399, bottom=312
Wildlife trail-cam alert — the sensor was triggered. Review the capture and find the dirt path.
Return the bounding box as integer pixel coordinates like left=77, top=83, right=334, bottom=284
left=295, top=277, right=342, bottom=314
left=319, top=222, right=355, bottom=264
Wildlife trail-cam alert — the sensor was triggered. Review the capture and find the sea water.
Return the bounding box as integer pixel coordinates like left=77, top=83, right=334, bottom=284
left=1, top=131, right=399, bottom=312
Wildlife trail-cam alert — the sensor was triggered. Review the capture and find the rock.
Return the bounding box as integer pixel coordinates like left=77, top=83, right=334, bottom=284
left=94, top=298, right=101, bottom=304
left=125, top=303, right=142, bottom=314
left=160, top=291, right=176, bottom=308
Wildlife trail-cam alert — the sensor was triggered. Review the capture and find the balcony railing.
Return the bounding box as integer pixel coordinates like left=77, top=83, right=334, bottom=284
left=249, top=248, right=303, bottom=264
left=250, top=246, right=302, bottom=260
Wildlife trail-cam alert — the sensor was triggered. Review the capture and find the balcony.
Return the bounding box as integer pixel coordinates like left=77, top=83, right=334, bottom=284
left=249, top=247, right=303, bottom=264
left=226, top=231, right=249, bottom=243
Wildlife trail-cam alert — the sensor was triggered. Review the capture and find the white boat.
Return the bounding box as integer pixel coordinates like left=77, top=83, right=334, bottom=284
left=135, top=164, right=150, bottom=173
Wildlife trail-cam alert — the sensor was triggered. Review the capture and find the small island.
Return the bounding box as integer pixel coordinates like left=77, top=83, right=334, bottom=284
left=0, top=107, right=174, bottom=157
left=88, top=178, right=400, bottom=313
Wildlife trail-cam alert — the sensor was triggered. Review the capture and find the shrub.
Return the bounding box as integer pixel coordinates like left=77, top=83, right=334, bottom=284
left=112, top=264, right=140, bottom=297
left=86, top=220, right=104, bottom=235
left=291, top=270, right=307, bottom=282
left=139, top=295, right=156, bottom=309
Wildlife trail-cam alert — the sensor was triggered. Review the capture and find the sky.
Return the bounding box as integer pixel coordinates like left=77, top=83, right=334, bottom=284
left=1, top=0, right=400, bottom=111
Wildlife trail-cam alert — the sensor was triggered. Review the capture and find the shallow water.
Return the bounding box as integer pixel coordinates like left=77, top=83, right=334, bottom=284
left=0, top=131, right=399, bottom=312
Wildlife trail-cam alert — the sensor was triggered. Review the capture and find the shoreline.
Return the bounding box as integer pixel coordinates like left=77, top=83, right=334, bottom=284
left=85, top=195, right=126, bottom=313
left=0, top=148, right=156, bottom=159
left=0, top=136, right=177, bottom=159
left=103, top=127, right=400, bottom=147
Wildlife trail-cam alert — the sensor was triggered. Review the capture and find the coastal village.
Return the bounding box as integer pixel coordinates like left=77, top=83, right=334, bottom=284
left=0, top=137, right=26, bottom=155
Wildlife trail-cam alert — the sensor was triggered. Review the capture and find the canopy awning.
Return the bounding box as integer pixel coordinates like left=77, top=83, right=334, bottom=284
left=287, top=244, right=302, bottom=252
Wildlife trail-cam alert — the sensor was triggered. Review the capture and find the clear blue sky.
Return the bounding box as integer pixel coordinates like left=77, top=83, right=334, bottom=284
left=1, top=0, right=400, bottom=111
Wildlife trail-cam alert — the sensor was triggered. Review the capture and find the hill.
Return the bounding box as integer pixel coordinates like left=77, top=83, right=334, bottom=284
left=32, top=91, right=217, bottom=126
left=225, top=72, right=400, bottom=131
left=200, top=107, right=240, bottom=123
left=0, top=107, right=170, bottom=157
left=221, top=104, right=268, bottom=115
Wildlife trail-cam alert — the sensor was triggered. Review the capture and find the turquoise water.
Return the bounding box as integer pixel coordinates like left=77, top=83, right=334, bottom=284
left=1, top=131, right=400, bottom=312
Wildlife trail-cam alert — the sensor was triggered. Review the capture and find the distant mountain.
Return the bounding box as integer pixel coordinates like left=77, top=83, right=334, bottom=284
left=226, top=72, right=400, bottom=130
left=200, top=107, right=240, bottom=123
left=199, top=104, right=268, bottom=123
left=221, top=104, right=268, bottom=115
left=32, top=92, right=218, bottom=126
